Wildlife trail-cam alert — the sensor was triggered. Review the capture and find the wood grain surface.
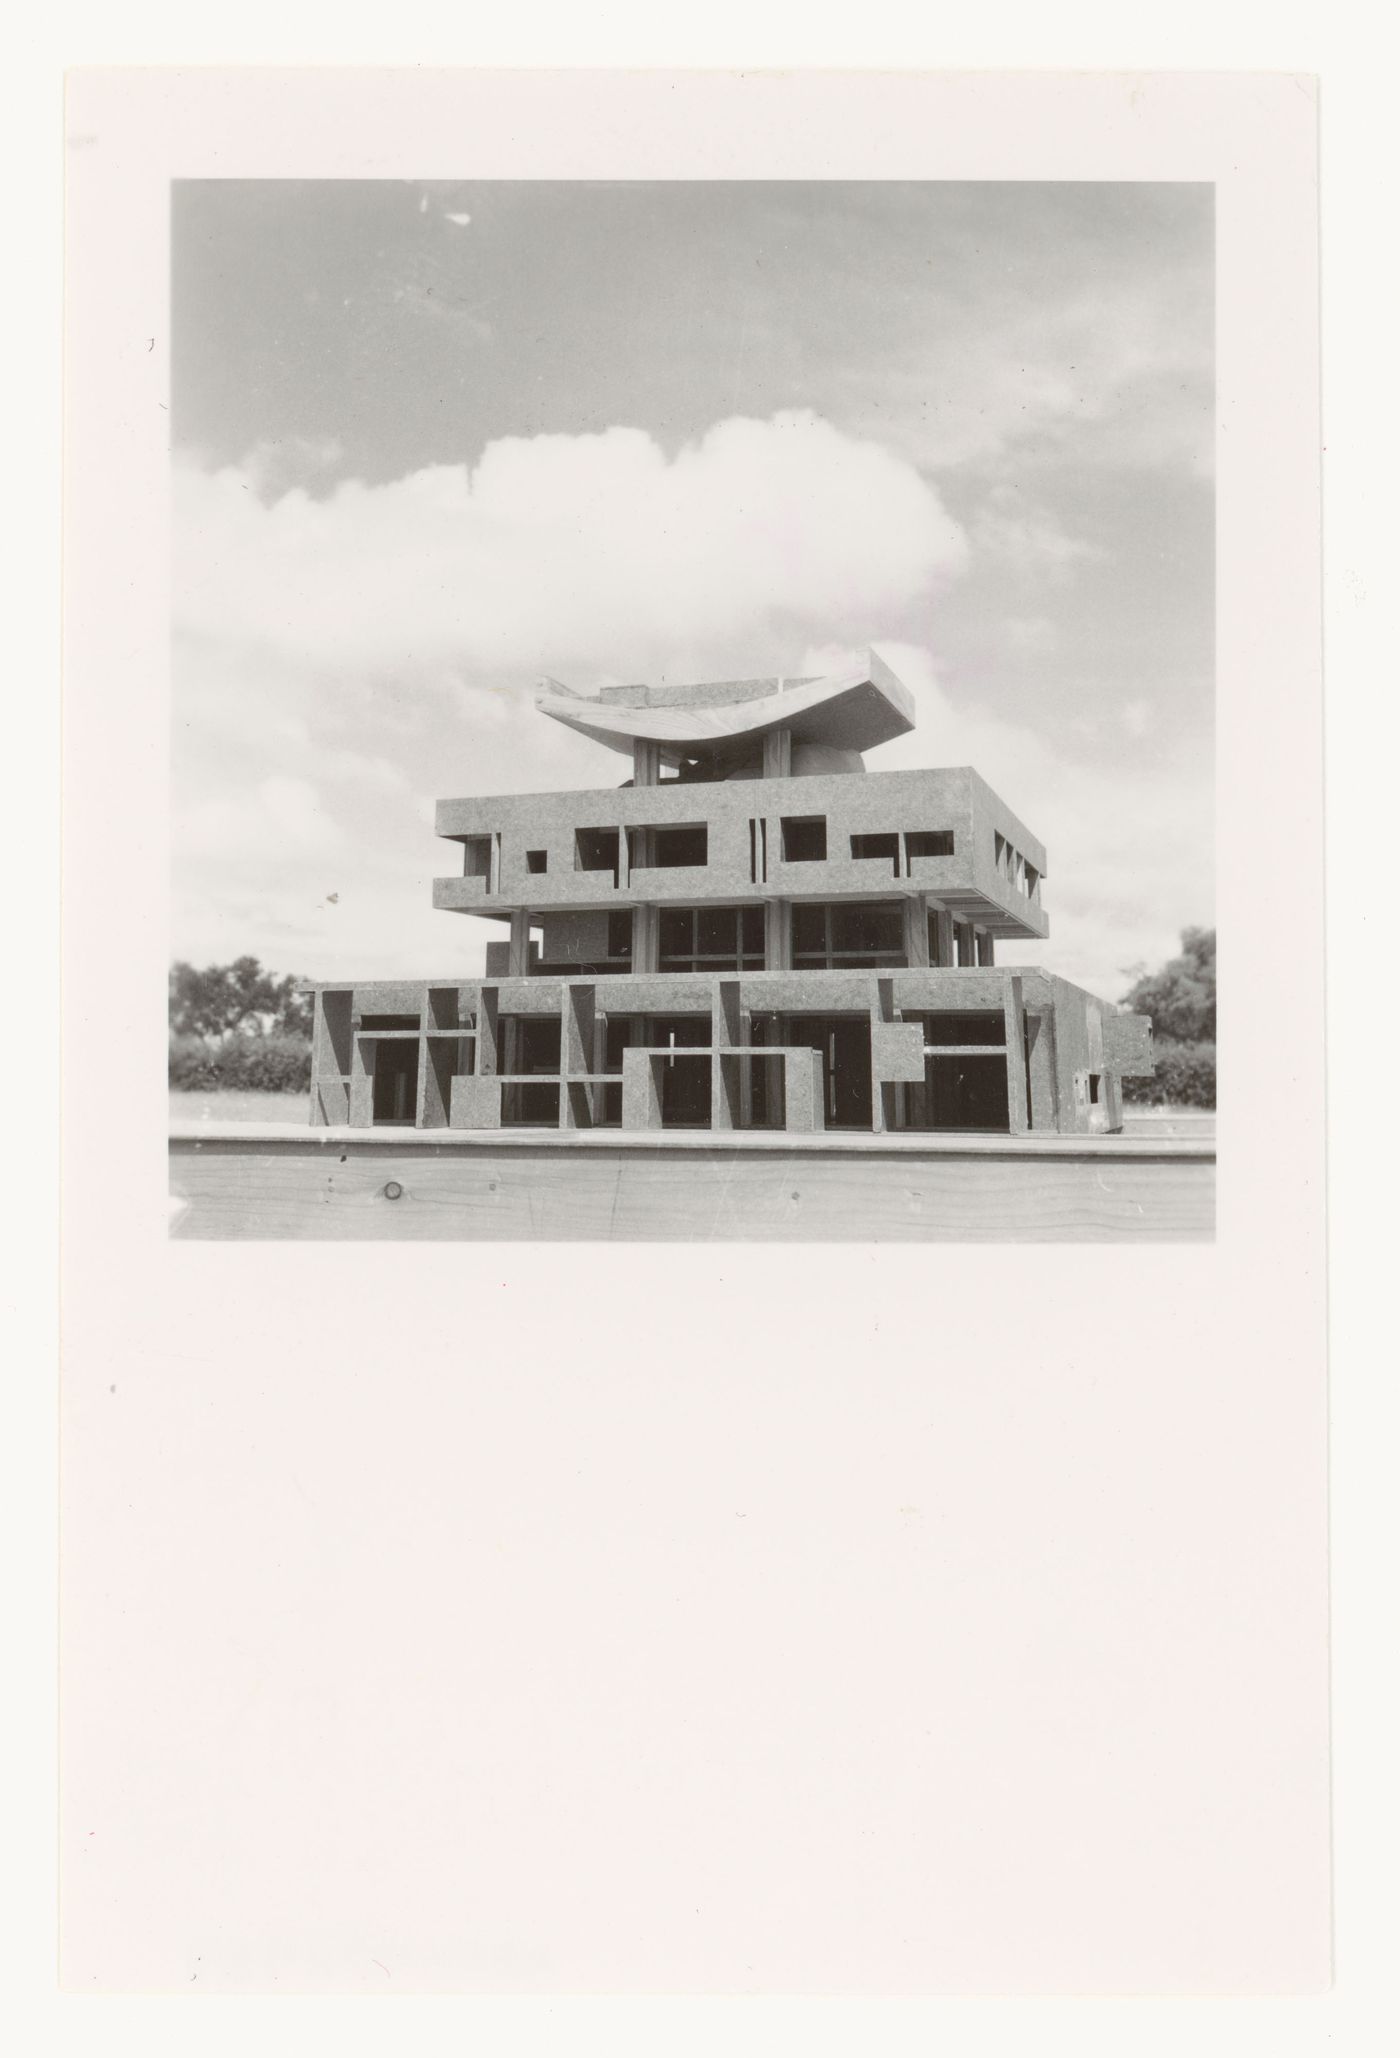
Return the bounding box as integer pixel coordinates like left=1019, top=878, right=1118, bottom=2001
left=170, top=1129, right=1215, bottom=1242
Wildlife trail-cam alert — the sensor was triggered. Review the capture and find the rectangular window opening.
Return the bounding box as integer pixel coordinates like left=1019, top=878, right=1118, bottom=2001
left=574, top=827, right=620, bottom=878
left=607, top=911, right=634, bottom=964
left=461, top=835, right=492, bottom=881
left=850, top=832, right=901, bottom=874
left=781, top=815, right=827, bottom=863
left=791, top=902, right=906, bottom=970
left=921, top=1012, right=1006, bottom=1047
left=657, top=906, right=765, bottom=974
left=525, top=848, right=548, bottom=874
left=628, top=822, right=708, bottom=869
left=907, top=830, right=955, bottom=860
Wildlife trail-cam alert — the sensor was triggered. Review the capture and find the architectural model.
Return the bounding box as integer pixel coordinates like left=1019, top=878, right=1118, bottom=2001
left=307, top=653, right=1153, bottom=1136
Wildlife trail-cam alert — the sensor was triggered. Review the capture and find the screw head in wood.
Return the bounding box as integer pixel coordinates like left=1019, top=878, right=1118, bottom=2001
left=383, top=1180, right=404, bottom=1200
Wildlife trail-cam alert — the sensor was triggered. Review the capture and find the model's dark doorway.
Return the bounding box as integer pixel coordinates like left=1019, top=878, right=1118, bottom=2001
left=921, top=1052, right=1010, bottom=1130
left=501, top=1016, right=561, bottom=1125
left=786, top=1014, right=873, bottom=1129
left=648, top=1015, right=712, bottom=1128
left=896, top=1014, right=1013, bottom=1133
left=371, top=1040, right=419, bottom=1125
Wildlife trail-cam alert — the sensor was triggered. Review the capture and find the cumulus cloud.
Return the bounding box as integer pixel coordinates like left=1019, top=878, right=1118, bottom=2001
left=174, top=410, right=968, bottom=677
left=241, top=435, right=347, bottom=505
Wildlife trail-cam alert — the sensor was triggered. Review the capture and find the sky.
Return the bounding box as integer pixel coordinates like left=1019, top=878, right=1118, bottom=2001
left=171, top=180, right=1213, bottom=1000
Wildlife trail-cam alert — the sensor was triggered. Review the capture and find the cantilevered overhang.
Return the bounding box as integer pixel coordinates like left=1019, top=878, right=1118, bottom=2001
left=535, top=650, right=915, bottom=761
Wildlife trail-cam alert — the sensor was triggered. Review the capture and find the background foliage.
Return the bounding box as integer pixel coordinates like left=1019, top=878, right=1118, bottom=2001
left=169, top=956, right=313, bottom=1039
left=169, top=956, right=313, bottom=1091
left=169, top=1032, right=313, bottom=1093
left=1119, top=927, right=1216, bottom=1106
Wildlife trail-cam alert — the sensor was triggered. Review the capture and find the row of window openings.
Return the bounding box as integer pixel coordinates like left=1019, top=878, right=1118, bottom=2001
left=346, top=899, right=988, bottom=993
left=768, top=820, right=953, bottom=875
left=532, top=904, right=989, bottom=974
left=792, top=904, right=986, bottom=968
left=460, top=820, right=956, bottom=888
left=994, top=830, right=1041, bottom=902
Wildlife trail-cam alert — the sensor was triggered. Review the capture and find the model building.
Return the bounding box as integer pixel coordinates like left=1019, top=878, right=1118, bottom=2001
left=308, top=652, right=1152, bottom=1135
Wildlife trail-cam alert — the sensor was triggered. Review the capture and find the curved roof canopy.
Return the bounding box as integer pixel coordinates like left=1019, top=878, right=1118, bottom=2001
left=535, top=649, right=916, bottom=762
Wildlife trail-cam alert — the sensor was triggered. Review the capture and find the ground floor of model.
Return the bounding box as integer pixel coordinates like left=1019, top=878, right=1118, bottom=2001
left=308, top=968, right=1153, bottom=1138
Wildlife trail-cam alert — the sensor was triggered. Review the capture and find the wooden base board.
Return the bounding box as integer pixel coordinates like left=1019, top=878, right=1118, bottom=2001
left=170, top=1124, right=1215, bottom=1242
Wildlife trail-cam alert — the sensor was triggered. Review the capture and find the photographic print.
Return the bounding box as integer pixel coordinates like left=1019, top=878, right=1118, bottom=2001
left=63, top=70, right=1326, bottom=1999
left=168, top=177, right=1216, bottom=1239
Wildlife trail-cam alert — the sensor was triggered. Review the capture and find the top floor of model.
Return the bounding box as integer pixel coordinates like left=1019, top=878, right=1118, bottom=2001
left=433, top=653, right=1050, bottom=943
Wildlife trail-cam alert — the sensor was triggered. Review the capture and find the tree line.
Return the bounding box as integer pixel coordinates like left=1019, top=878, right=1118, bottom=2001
left=169, top=956, right=313, bottom=1040
left=1119, top=926, right=1215, bottom=1106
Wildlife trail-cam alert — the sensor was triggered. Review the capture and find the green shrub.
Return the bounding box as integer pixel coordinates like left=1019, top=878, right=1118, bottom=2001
left=169, top=1033, right=312, bottom=1093
left=1121, top=1040, right=1216, bottom=1108
left=1122, top=927, right=1215, bottom=1044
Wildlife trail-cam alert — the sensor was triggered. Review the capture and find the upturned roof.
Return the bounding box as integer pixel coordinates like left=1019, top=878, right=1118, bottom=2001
left=535, top=649, right=916, bottom=760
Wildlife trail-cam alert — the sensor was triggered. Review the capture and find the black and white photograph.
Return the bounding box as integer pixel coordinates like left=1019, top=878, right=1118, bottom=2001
left=58, top=66, right=1330, bottom=2010
left=167, top=175, right=1216, bottom=1239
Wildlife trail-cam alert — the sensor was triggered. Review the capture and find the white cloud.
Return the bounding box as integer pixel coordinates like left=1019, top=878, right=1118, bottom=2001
left=174, top=411, right=968, bottom=678
left=242, top=435, right=346, bottom=504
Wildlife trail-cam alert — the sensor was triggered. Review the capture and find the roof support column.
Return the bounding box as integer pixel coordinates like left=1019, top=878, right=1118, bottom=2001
left=762, top=725, right=792, bottom=780
left=1003, top=973, right=1030, bottom=1136
left=508, top=908, right=531, bottom=977
left=903, top=895, right=930, bottom=968
left=632, top=738, right=661, bottom=787
left=632, top=904, right=658, bottom=975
